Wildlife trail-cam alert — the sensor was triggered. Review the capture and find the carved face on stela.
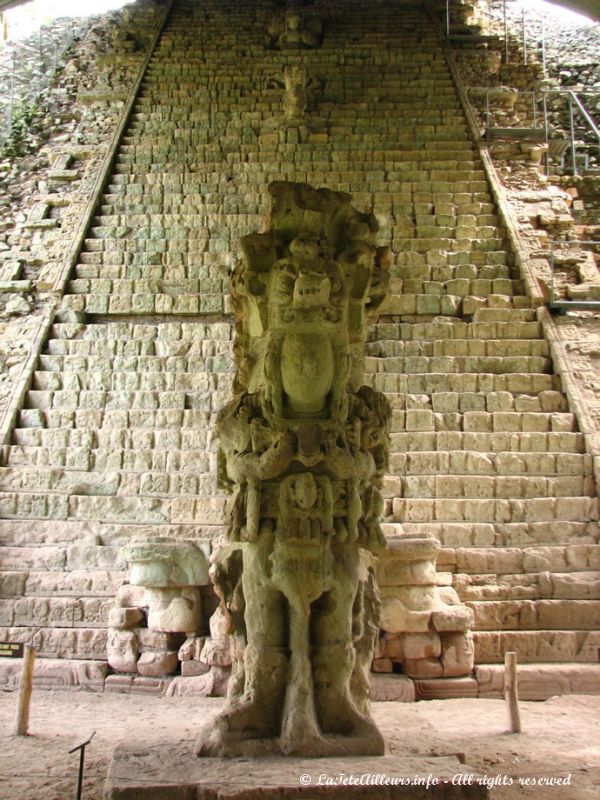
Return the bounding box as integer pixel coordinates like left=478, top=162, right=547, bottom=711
left=236, top=182, right=389, bottom=418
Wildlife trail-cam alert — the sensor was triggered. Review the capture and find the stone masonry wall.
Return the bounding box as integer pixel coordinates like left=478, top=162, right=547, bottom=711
left=0, top=0, right=598, bottom=699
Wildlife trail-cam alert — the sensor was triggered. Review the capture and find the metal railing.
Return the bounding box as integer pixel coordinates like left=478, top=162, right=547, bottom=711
left=542, top=90, right=600, bottom=176
left=464, top=84, right=600, bottom=176
left=444, top=0, right=547, bottom=73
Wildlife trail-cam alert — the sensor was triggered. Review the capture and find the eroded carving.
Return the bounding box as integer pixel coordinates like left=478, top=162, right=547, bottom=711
left=195, top=181, right=390, bottom=757
left=268, top=4, right=322, bottom=50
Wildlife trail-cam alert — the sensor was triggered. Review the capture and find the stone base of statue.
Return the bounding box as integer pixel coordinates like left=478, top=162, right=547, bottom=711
left=104, top=742, right=490, bottom=799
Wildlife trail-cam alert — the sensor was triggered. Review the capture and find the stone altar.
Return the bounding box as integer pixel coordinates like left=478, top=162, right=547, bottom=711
left=195, top=181, right=391, bottom=757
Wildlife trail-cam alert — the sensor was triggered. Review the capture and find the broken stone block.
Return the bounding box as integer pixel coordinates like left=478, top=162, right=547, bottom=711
left=136, top=650, right=178, bottom=677
left=199, top=636, right=232, bottom=667
left=107, top=628, right=138, bottom=673
left=181, top=660, right=210, bottom=677
left=121, top=538, right=209, bottom=587
left=441, top=631, right=475, bottom=678
left=108, top=606, right=145, bottom=630
left=178, top=636, right=206, bottom=662
left=403, top=632, right=442, bottom=660
left=145, top=587, right=201, bottom=633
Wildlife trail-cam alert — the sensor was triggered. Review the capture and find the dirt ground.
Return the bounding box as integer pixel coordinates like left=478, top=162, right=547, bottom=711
left=0, top=689, right=598, bottom=799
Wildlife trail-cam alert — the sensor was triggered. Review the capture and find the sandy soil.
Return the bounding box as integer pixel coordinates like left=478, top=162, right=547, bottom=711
left=0, top=690, right=598, bottom=799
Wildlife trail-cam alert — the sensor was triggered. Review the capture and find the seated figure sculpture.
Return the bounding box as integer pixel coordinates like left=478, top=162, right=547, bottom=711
left=268, top=3, right=322, bottom=49
left=195, top=181, right=390, bottom=758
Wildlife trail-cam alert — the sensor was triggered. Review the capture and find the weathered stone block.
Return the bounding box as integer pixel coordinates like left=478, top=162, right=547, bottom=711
left=137, top=650, right=178, bottom=677
left=107, top=628, right=138, bottom=673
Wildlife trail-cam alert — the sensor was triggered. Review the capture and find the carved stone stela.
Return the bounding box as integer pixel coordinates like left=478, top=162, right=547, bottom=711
left=195, top=181, right=390, bottom=757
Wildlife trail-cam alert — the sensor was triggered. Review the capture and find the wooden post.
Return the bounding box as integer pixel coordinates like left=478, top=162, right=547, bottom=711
left=504, top=650, right=521, bottom=734
left=13, top=645, right=35, bottom=736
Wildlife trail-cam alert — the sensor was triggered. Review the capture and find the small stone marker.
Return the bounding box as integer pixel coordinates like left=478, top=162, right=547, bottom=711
left=13, top=644, right=35, bottom=736
left=504, top=651, right=521, bottom=734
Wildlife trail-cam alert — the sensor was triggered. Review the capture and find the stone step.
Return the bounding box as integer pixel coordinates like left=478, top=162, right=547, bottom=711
left=23, top=382, right=232, bottom=410
left=475, top=663, right=600, bottom=699
left=42, top=343, right=232, bottom=361
left=455, top=571, right=600, bottom=602
left=388, top=431, right=584, bottom=453
left=48, top=322, right=232, bottom=342
left=60, top=292, right=228, bottom=315
left=386, top=474, right=594, bottom=500
left=388, top=450, right=588, bottom=475
left=440, top=544, right=600, bottom=576
left=473, top=630, right=600, bottom=664
left=367, top=339, right=550, bottom=357
left=66, top=278, right=229, bottom=297
left=0, top=542, right=123, bottom=572
left=103, top=179, right=491, bottom=195
left=0, top=626, right=107, bottom=659
left=0, top=657, right=108, bottom=691
left=0, top=466, right=222, bottom=498
left=381, top=294, right=531, bottom=318
left=371, top=320, right=544, bottom=341
left=388, top=278, right=522, bottom=296
left=13, top=409, right=217, bottom=439
left=468, top=599, right=600, bottom=631
left=384, top=520, right=598, bottom=548
left=0, top=491, right=224, bottom=525
left=389, top=411, right=575, bottom=433
left=367, top=372, right=561, bottom=394
left=0, top=569, right=126, bottom=598
left=389, top=496, right=596, bottom=524
left=0, top=518, right=218, bottom=547
left=366, top=355, right=551, bottom=374
left=116, top=140, right=476, bottom=155
left=6, top=446, right=213, bottom=472
left=0, top=596, right=114, bottom=628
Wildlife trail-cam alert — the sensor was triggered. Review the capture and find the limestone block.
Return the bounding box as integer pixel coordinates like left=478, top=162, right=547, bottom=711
left=370, top=674, right=415, bottom=702
left=403, top=657, right=443, bottom=679
left=414, top=677, right=478, bottom=700
left=107, top=628, right=138, bottom=673
left=122, top=538, right=209, bottom=587
left=476, top=664, right=600, bottom=700
left=117, top=584, right=146, bottom=608
left=108, top=607, right=145, bottom=630
left=0, top=572, right=26, bottom=598
left=432, top=605, right=474, bottom=632
left=167, top=665, right=231, bottom=698
left=200, top=636, right=232, bottom=667
left=380, top=598, right=431, bottom=634
left=381, top=634, right=405, bottom=661
left=146, top=587, right=201, bottom=633
left=441, top=632, right=474, bottom=678
left=381, top=585, right=440, bottom=612
left=178, top=636, right=206, bottom=662
left=372, top=657, right=394, bottom=673
left=137, top=651, right=178, bottom=677
left=136, top=629, right=185, bottom=653
left=181, top=660, right=210, bottom=677
left=403, top=632, right=441, bottom=660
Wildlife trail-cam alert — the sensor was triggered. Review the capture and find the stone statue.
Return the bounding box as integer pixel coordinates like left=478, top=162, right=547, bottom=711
left=268, top=3, right=322, bottom=49
left=195, top=181, right=390, bottom=758
left=283, top=65, right=309, bottom=121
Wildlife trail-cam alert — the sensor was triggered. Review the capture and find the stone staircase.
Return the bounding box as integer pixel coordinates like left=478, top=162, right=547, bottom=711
left=0, top=0, right=598, bottom=695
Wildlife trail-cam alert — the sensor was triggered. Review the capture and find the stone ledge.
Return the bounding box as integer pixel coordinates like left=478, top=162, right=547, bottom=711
left=105, top=745, right=489, bottom=800
left=475, top=663, right=600, bottom=700
left=0, top=657, right=107, bottom=689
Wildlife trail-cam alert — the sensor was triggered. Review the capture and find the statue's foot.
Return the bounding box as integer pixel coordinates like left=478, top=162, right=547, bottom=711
left=194, top=700, right=279, bottom=757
